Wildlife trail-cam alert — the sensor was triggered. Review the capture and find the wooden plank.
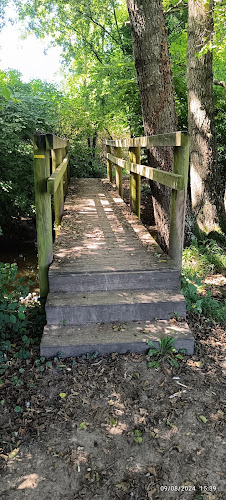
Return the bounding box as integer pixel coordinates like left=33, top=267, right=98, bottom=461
left=47, top=156, right=69, bottom=194
left=54, top=178, right=64, bottom=236
left=114, top=146, right=123, bottom=198
left=106, top=145, right=112, bottom=182
left=103, top=132, right=188, bottom=148
left=46, top=134, right=69, bottom=150
left=105, top=153, right=184, bottom=191
left=129, top=147, right=141, bottom=218
left=33, top=136, right=53, bottom=299
left=169, top=136, right=189, bottom=268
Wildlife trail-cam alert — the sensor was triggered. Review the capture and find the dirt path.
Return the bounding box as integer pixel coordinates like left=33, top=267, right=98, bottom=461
left=1, top=313, right=225, bottom=500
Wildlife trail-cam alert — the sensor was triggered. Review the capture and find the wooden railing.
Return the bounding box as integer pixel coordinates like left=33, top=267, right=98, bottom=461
left=103, top=131, right=189, bottom=269
left=33, top=133, right=69, bottom=299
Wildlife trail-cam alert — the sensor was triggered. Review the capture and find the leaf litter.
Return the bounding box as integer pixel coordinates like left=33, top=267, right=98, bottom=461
left=0, top=313, right=226, bottom=499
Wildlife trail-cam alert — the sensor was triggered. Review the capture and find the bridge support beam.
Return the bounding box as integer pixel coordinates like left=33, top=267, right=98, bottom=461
left=106, top=145, right=113, bottom=182
left=114, top=146, right=123, bottom=198
left=129, top=146, right=141, bottom=219
left=33, top=135, right=53, bottom=299
left=169, top=138, right=189, bottom=268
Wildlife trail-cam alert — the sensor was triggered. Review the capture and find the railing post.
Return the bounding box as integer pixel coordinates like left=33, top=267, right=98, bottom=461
left=129, top=146, right=141, bottom=218
left=114, top=146, right=123, bottom=198
left=53, top=148, right=64, bottom=236
left=169, top=133, right=189, bottom=268
left=33, top=135, right=53, bottom=299
left=62, top=147, right=68, bottom=195
left=106, top=145, right=113, bottom=182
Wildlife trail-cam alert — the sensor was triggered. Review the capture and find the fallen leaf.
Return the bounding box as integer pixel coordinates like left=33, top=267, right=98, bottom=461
left=147, top=466, right=157, bottom=476
left=199, top=415, right=208, bottom=423
left=8, top=448, right=19, bottom=460
left=115, top=482, right=129, bottom=492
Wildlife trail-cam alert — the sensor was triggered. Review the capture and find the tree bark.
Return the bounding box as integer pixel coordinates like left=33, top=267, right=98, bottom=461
left=127, top=0, right=178, bottom=250
left=187, top=0, right=224, bottom=231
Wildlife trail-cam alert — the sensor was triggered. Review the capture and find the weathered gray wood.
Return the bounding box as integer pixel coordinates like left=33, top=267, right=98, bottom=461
left=103, top=131, right=187, bottom=148
left=169, top=137, right=189, bottom=268
left=52, top=148, right=64, bottom=235
left=47, top=157, right=69, bottom=194
left=105, top=152, right=184, bottom=191
left=129, top=147, right=141, bottom=218
left=33, top=136, right=53, bottom=298
left=106, top=145, right=112, bottom=182
left=46, top=134, right=69, bottom=150
left=41, top=320, right=194, bottom=358
left=114, top=146, right=123, bottom=198
left=62, top=148, right=68, bottom=195
left=46, top=289, right=186, bottom=325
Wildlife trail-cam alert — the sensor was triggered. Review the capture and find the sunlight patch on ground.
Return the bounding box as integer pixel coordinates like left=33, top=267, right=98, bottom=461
left=17, top=473, right=45, bottom=489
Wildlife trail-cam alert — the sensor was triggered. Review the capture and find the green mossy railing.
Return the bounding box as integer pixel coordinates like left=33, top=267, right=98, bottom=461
left=103, top=131, right=189, bottom=269
left=33, top=133, right=69, bottom=299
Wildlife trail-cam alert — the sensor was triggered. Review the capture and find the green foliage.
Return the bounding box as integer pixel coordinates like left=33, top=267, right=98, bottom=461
left=0, top=71, right=71, bottom=227
left=0, top=262, right=31, bottom=374
left=134, top=429, right=143, bottom=443
left=181, top=272, right=226, bottom=324
left=0, top=262, right=28, bottom=335
left=182, top=237, right=226, bottom=324
left=147, top=337, right=186, bottom=369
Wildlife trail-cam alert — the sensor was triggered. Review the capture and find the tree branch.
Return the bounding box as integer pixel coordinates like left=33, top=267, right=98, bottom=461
left=111, top=2, right=126, bottom=54
left=104, top=128, right=113, bottom=139
left=213, top=78, right=226, bottom=88
left=165, top=0, right=188, bottom=15
left=72, top=27, right=103, bottom=64
left=75, top=6, right=124, bottom=52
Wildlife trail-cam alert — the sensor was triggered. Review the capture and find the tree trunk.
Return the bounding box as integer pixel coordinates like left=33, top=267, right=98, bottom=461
left=187, top=0, right=223, bottom=232
left=92, top=130, right=98, bottom=158
left=127, top=0, right=178, bottom=250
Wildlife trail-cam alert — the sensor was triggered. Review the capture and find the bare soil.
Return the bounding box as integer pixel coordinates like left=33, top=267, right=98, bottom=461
left=0, top=311, right=225, bottom=500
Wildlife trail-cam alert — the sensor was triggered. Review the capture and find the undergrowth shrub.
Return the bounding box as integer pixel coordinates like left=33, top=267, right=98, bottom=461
left=182, top=237, right=226, bottom=325
left=0, top=263, right=37, bottom=374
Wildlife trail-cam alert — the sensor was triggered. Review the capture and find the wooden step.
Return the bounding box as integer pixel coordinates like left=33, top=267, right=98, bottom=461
left=49, top=268, right=180, bottom=293
left=45, top=289, right=186, bottom=326
left=40, top=320, right=194, bottom=358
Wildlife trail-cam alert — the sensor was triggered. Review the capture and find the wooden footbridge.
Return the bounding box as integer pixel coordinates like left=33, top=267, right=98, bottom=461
left=33, top=132, right=194, bottom=358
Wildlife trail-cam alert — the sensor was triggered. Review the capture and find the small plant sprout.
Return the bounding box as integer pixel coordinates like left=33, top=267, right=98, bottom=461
left=147, top=336, right=186, bottom=369
left=134, top=429, right=143, bottom=443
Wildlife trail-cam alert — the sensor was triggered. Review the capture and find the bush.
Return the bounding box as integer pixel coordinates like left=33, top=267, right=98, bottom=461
left=0, top=263, right=30, bottom=374
left=182, top=237, right=226, bottom=325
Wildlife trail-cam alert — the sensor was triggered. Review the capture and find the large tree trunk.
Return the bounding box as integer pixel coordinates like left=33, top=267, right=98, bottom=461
left=187, top=0, right=223, bottom=232
left=127, top=0, right=178, bottom=250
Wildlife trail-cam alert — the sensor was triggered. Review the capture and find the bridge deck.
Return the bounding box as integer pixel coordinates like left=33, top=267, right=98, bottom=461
left=41, top=178, right=194, bottom=358
left=51, top=178, right=176, bottom=273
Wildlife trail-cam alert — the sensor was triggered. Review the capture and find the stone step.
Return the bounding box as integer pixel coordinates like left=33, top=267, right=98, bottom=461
left=40, top=319, right=194, bottom=358
left=49, top=268, right=180, bottom=293
left=45, top=289, right=186, bottom=326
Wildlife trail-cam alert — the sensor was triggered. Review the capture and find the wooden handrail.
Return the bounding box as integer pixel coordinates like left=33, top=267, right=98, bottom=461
left=103, top=131, right=189, bottom=269
left=103, top=131, right=187, bottom=148
left=33, top=133, right=70, bottom=298
left=47, top=156, right=69, bottom=194
left=104, top=152, right=184, bottom=191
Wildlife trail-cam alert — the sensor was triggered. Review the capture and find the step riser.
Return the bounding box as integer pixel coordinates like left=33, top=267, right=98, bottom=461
left=41, top=338, right=194, bottom=358
left=49, top=271, right=180, bottom=293
left=46, top=301, right=186, bottom=325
